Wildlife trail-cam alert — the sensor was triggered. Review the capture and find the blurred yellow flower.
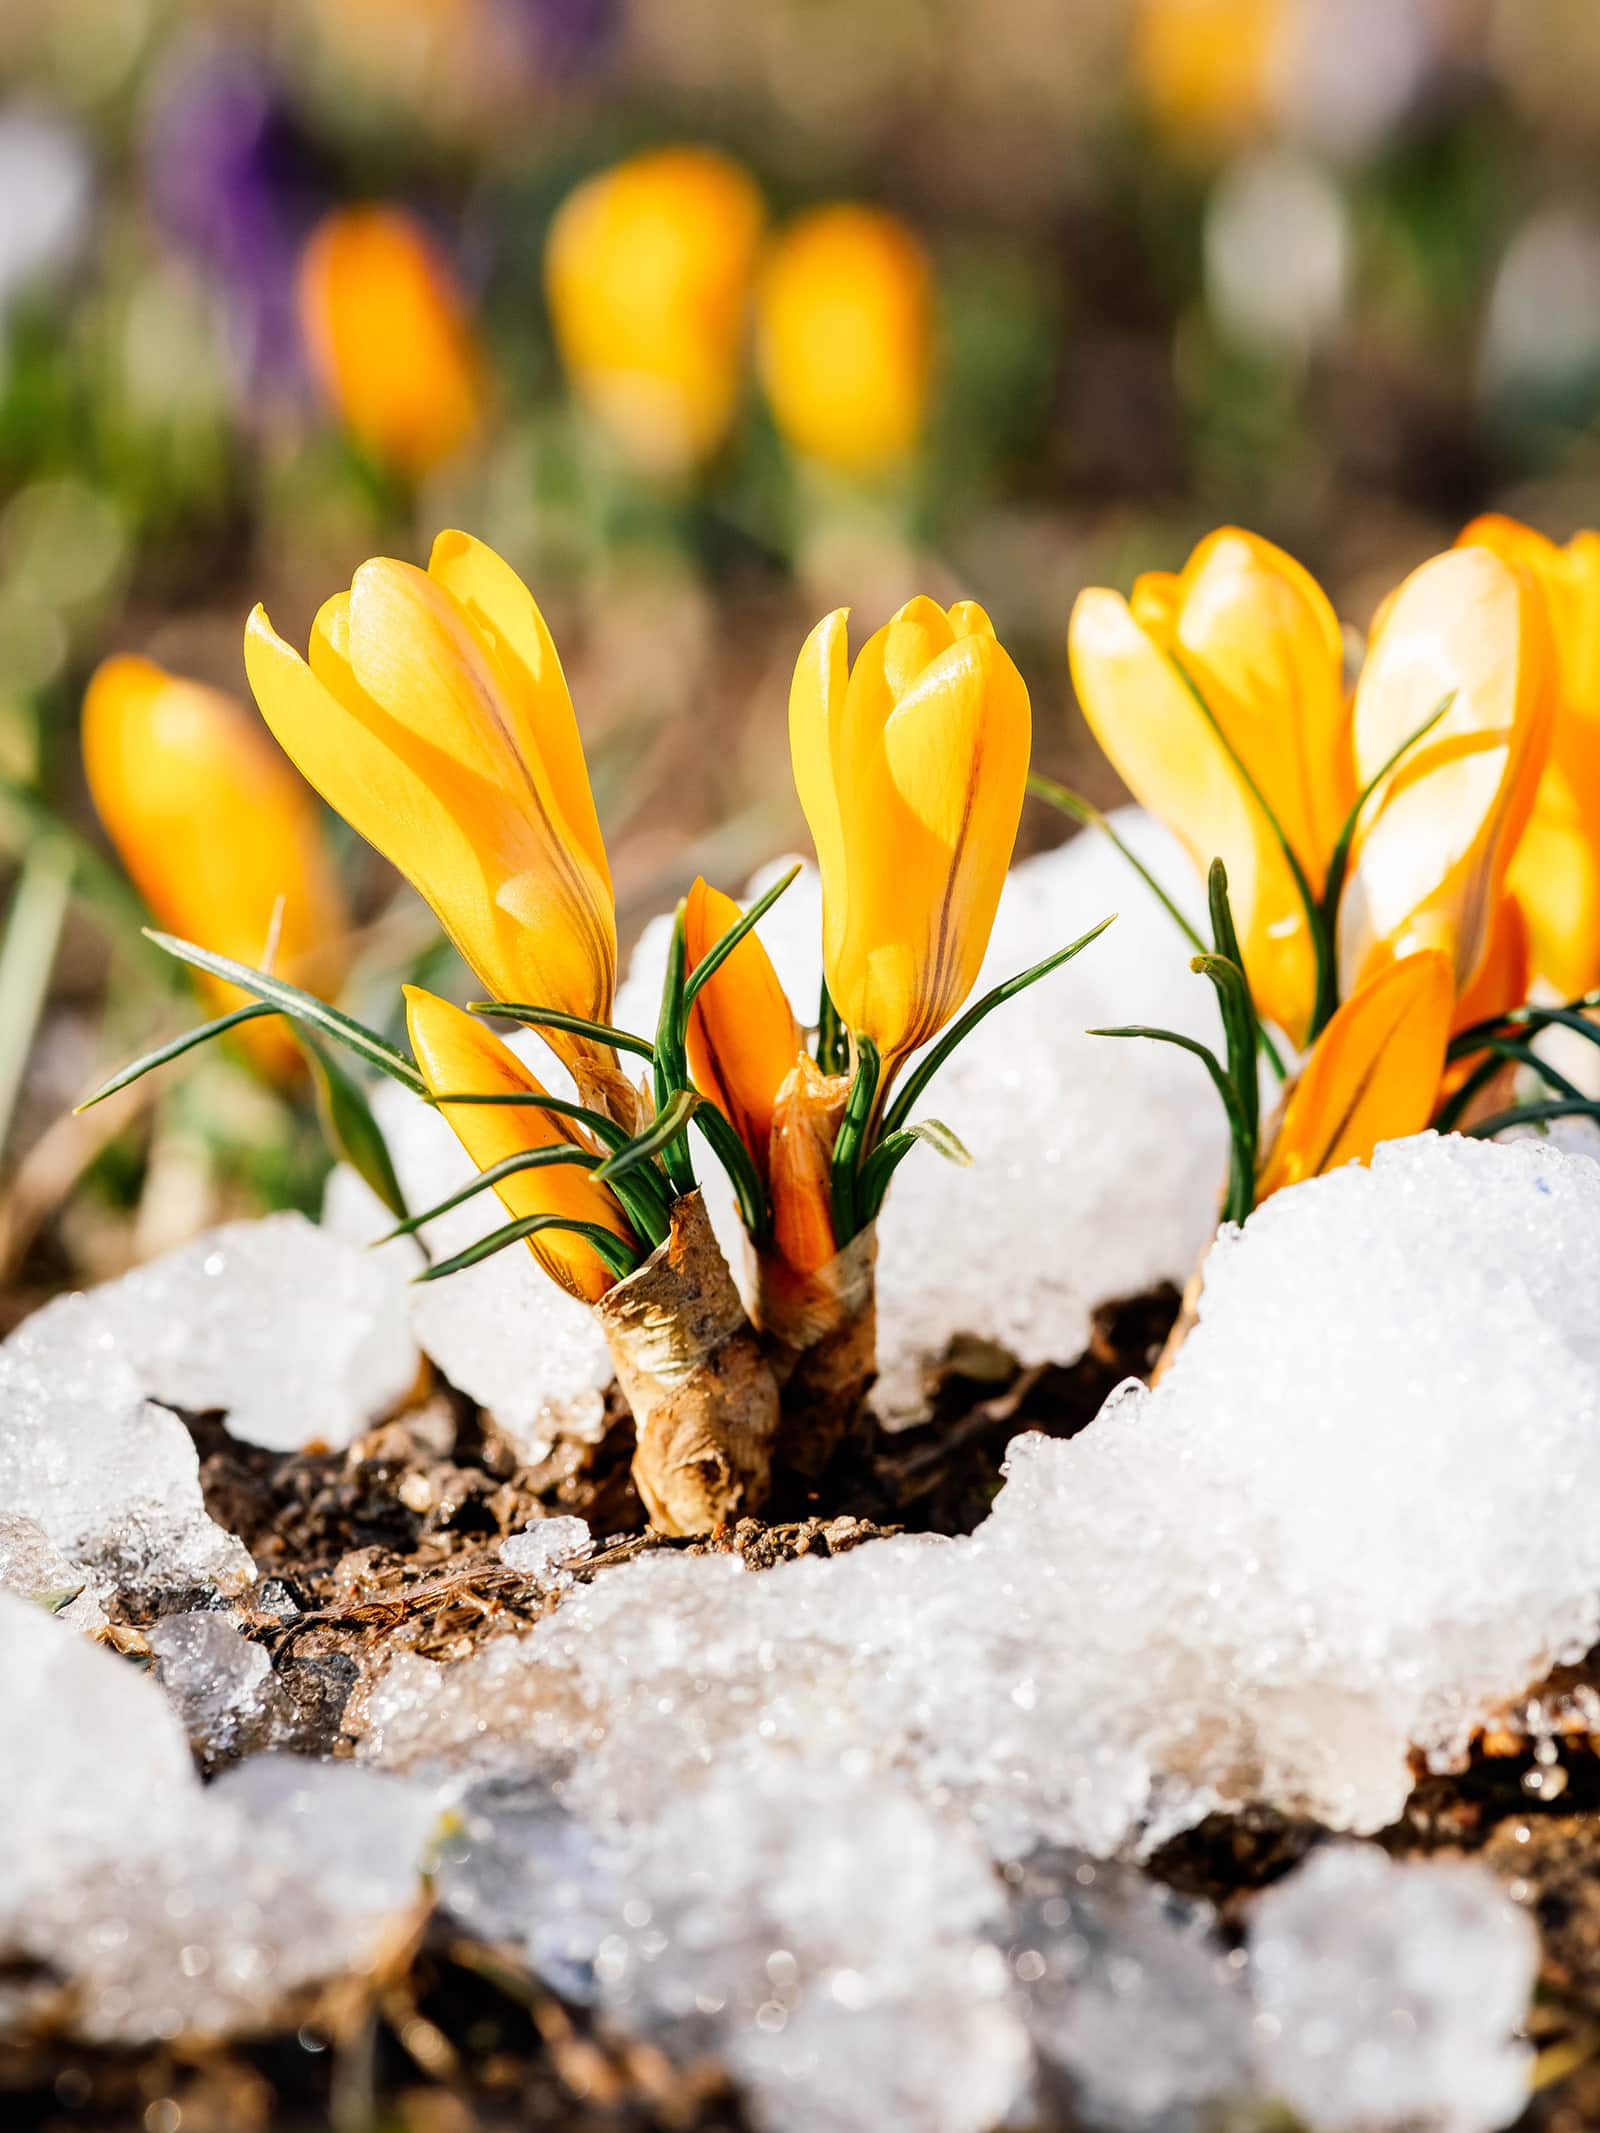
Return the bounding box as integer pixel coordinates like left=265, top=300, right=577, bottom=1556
left=244, top=531, right=625, bottom=1113
left=405, top=987, right=636, bottom=1303
left=82, top=653, right=348, bottom=1081
left=299, top=204, right=484, bottom=477
left=1132, top=0, right=1283, bottom=152
left=757, top=204, right=934, bottom=475
left=1338, top=545, right=1554, bottom=1003
left=791, top=596, right=1030, bottom=1070
left=1069, top=527, right=1350, bottom=1044
left=683, top=877, right=801, bottom=1180
left=1457, top=515, right=1600, bottom=999
left=1256, top=947, right=1453, bottom=1199
left=545, top=146, right=765, bottom=475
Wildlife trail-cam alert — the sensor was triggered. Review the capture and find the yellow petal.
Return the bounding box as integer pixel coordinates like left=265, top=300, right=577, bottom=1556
left=683, top=879, right=801, bottom=1177
left=244, top=544, right=616, bottom=1075
left=298, top=205, right=483, bottom=477
left=1256, top=948, right=1454, bottom=1200
left=1069, top=584, right=1317, bottom=1041
left=788, top=607, right=854, bottom=987
left=756, top=203, right=934, bottom=474
left=82, top=654, right=348, bottom=1081
left=1339, top=546, right=1554, bottom=1000
left=1459, top=515, right=1600, bottom=996
left=1169, top=526, right=1352, bottom=885
left=403, top=987, right=634, bottom=1304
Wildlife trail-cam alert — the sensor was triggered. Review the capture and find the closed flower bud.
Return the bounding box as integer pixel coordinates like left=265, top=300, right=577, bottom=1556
left=1457, top=515, right=1600, bottom=999
left=405, top=987, right=636, bottom=1304
left=790, top=596, right=1030, bottom=1070
left=545, top=146, right=764, bottom=475
left=244, top=530, right=627, bottom=1117
left=82, top=653, right=348, bottom=1080
left=299, top=204, right=484, bottom=476
left=683, top=877, right=801, bottom=1179
left=769, top=1053, right=849, bottom=1277
left=757, top=204, right=934, bottom=476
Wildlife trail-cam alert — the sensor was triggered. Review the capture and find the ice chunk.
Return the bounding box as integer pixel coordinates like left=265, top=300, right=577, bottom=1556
left=593, top=1765, right=1031, bottom=2133
left=149, top=1610, right=272, bottom=1755
left=498, top=1514, right=591, bottom=1587
left=325, top=1070, right=614, bottom=1461
left=362, top=1134, right=1600, bottom=1864
left=0, top=1510, right=106, bottom=1630
left=0, top=1319, right=252, bottom=1602
left=618, top=821, right=1227, bottom=1421
left=1007, top=1849, right=1253, bottom=2128
left=1249, top=1843, right=1538, bottom=2133
left=0, top=1592, right=435, bottom=2043
left=9, top=1211, right=417, bottom=1453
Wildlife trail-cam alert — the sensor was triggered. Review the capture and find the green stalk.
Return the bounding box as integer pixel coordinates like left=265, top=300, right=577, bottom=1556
left=829, top=1034, right=881, bottom=1246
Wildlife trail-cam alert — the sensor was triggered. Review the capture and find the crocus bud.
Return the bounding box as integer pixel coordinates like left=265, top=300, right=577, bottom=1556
left=1255, top=948, right=1453, bottom=1200
left=405, top=986, right=636, bottom=1304
left=299, top=204, right=484, bottom=476
left=790, top=596, right=1031, bottom=1070
left=82, top=654, right=348, bottom=1080
left=1069, top=527, right=1351, bottom=1045
left=768, top=1053, right=848, bottom=1277
left=1338, top=546, right=1554, bottom=1002
left=244, top=530, right=628, bottom=1118
left=757, top=204, right=934, bottom=476
left=544, top=146, right=764, bottom=475
left=683, top=877, right=801, bottom=1180
left=1457, top=515, right=1600, bottom=999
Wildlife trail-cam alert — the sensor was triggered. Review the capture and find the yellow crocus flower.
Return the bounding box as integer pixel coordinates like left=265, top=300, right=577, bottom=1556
left=1255, top=947, right=1454, bottom=1199
left=1456, top=515, right=1600, bottom=999
left=684, top=877, right=801, bottom=1181
left=1068, top=527, right=1350, bottom=1044
left=299, top=204, right=484, bottom=477
left=244, top=531, right=624, bottom=1113
left=545, top=146, right=765, bottom=476
left=404, top=987, right=636, bottom=1304
left=757, top=203, right=934, bottom=476
left=82, top=654, right=348, bottom=1081
left=1131, top=0, right=1283, bottom=153
left=790, top=596, right=1031, bottom=1070
left=1338, top=545, right=1554, bottom=1003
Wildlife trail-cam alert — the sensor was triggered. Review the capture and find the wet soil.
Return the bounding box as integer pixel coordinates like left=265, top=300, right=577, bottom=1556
left=9, top=1283, right=1600, bottom=2131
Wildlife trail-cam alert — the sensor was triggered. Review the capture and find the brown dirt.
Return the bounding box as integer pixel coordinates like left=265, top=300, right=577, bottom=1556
left=13, top=1285, right=1600, bottom=2130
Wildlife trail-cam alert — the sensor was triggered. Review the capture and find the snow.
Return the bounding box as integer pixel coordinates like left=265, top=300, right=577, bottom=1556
left=0, top=1592, right=439, bottom=2043
left=149, top=1609, right=273, bottom=1755
left=0, top=1510, right=107, bottom=1630
left=498, top=1513, right=592, bottom=1586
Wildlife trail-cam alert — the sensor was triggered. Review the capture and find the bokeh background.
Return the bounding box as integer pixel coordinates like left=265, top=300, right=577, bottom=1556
left=3, top=0, right=1598, bottom=1313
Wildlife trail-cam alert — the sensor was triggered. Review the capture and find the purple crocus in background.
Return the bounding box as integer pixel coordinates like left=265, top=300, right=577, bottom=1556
left=500, top=0, right=622, bottom=80
left=142, top=41, right=327, bottom=396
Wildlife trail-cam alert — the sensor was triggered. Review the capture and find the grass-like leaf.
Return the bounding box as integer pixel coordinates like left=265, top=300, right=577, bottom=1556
left=693, top=1098, right=771, bottom=1243
left=1465, top=1098, right=1600, bottom=1141
left=414, top=1212, right=642, bottom=1286
left=593, top=1087, right=702, bottom=1186
left=423, top=1087, right=629, bottom=1147
left=1448, top=1001, right=1600, bottom=1060
left=1093, top=1023, right=1255, bottom=1223
left=1204, top=858, right=1259, bottom=1146
left=467, top=1002, right=656, bottom=1061
left=815, top=976, right=849, bottom=1076
left=75, top=999, right=282, bottom=1112
left=881, top=915, right=1114, bottom=1140
left=1317, top=693, right=1456, bottom=974
left=144, top=930, right=426, bottom=1093
left=858, top=1117, right=972, bottom=1222
left=683, top=864, right=802, bottom=1007
left=1029, top=775, right=1207, bottom=955
left=829, top=1033, right=881, bottom=1245
left=652, top=902, right=697, bottom=1197
left=300, top=1031, right=409, bottom=1223
left=380, top=1145, right=602, bottom=1240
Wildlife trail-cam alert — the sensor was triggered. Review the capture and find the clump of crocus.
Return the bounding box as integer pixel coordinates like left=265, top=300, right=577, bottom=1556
left=757, top=204, right=934, bottom=478
left=544, top=146, right=764, bottom=477
left=1064, top=529, right=1557, bottom=1224
left=299, top=204, right=484, bottom=478
left=86, top=538, right=1109, bottom=1532
left=82, top=653, right=349, bottom=1083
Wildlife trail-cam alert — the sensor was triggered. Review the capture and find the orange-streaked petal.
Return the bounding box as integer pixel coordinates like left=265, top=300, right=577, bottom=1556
left=82, top=654, right=348, bottom=1080
left=1339, top=546, right=1554, bottom=1000
left=299, top=205, right=483, bottom=477
left=684, top=880, right=801, bottom=1177
left=403, top=987, right=634, bottom=1304
left=1256, top=949, right=1454, bottom=1200
left=1069, top=583, right=1317, bottom=1041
